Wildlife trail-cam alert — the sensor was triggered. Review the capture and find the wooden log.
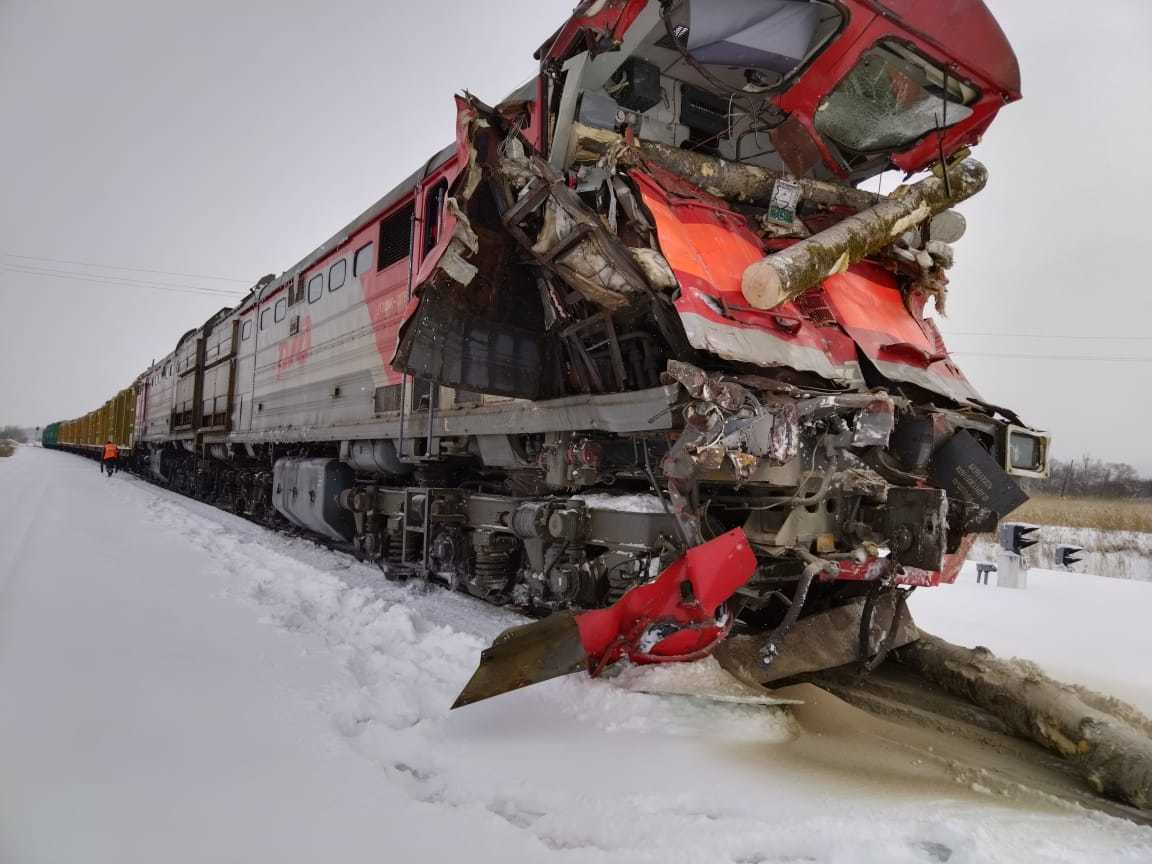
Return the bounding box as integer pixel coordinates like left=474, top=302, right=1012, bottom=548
left=741, top=160, right=988, bottom=310
left=566, top=124, right=882, bottom=213
left=627, top=139, right=884, bottom=213
left=898, top=633, right=1152, bottom=810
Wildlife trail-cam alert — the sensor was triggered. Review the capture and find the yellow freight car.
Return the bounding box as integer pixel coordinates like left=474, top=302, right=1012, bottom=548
left=52, top=385, right=138, bottom=458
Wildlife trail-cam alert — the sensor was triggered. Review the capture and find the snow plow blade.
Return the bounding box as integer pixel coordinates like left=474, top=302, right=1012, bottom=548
left=452, top=613, right=589, bottom=709
left=453, top=529, right=757, bottom=709
left=715, top=591, right=920, bottom=687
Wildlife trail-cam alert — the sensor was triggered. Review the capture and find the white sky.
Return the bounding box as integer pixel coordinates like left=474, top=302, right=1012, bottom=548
left=1, top=0, right=1150, bottom=470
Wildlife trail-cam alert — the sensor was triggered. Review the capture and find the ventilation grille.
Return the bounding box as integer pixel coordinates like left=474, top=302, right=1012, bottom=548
left=379, top=203, right=414, bottom=270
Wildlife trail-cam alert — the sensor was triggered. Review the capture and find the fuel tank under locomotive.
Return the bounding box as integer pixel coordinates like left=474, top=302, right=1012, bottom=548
left=272, top=458, right=356, bottom=542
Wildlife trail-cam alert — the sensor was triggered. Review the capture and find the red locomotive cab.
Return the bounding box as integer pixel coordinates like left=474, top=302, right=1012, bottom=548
left=537, top=0, right=1020, bottom=180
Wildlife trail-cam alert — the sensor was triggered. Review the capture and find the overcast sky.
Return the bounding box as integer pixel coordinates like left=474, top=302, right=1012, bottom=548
left=2, top=1, right=1150, bottom=470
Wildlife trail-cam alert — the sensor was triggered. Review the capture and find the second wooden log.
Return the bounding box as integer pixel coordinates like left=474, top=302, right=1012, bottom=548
left=741, top=160, right=989, bottom=310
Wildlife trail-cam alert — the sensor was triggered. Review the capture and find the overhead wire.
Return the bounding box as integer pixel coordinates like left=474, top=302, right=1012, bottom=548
left=944, top=330, right=1152, bottom=342
left=3, top=252, right=252, bottom=284
left=2, top=263, right=246, bottom=299
left=948, top=351, right=1152, bottom=364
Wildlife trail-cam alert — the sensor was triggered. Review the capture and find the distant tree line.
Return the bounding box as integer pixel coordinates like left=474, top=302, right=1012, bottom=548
left=1026, top=457, right=1152, bottom=499
left=0, top=425, right=28, bottom=443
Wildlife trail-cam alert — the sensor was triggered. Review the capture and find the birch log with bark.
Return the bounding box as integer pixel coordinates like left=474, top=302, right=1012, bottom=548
left=628, top=139, right=884, bottom=212
left=741, top=160, right=988, bottom=310
left=567, top=124, right=883, bottom=212
left=899, top=633, right=1152, bottom=810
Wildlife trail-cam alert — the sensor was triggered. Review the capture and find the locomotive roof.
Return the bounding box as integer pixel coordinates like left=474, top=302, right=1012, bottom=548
left=237, top=142, right=458, bottom=313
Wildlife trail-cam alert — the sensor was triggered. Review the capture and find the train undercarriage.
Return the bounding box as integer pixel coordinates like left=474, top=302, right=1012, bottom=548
left=100, top=333, right=1036, bottom=715
left=117, top=352, right=1022, bottom=614
left=53, top=394, right=1152, bottom=818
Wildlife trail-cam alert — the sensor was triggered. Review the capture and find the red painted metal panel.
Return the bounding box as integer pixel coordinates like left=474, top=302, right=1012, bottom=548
left=867, top=0, right=1021, bottom=97
left=821, top=266, right=975, bottom=391
left=575, top=528, right=756, bottom=673
left=537, top=0, right=649, bottom=64
left=774, top=0, right=1020, bottom=176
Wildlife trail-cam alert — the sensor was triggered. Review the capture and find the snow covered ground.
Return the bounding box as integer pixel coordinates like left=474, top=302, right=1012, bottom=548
left=2, top=445, right=1151, bottom=864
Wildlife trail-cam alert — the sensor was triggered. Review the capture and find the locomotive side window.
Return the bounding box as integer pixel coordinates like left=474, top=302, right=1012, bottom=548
left=307, top=273, right=324, bottom=303
left=329, top=259, right=347, bottom=292
left=354, top=242, right=374, bottom=277
left=241, top=320, right=252, bottom=341
left=287, top=277, right=304, bottom=306
left=423, top=181, right=447, bottom=255
left=274, top=298, right=286, bottom=322
left=260, top=308, right=270, bottom=331
left=378, top=202, right=413, bottom=270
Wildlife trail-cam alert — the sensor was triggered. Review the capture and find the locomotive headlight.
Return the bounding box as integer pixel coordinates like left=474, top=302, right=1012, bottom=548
left=1003, top=426, right=1050, bottom=479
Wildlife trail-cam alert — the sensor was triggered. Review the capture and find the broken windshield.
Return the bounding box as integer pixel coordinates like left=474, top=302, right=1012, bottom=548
left=814, top=42, right=976, bottom=154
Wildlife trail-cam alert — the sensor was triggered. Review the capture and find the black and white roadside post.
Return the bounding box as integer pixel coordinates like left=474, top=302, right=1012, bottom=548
left=996, top=522, right=1040, bottom=589
left=1055, top=544, right=1085, bottom=570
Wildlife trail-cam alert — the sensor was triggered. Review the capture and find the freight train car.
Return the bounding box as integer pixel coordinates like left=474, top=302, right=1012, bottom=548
left=45, top=0, right=1050, bottom=704
left=53, top=384, right=137, bottom=459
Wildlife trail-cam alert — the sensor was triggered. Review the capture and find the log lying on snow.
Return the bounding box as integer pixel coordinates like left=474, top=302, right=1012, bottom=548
left=742, top=160, right=988, bottom=310
left=898, top=633, right=1152, bottom=810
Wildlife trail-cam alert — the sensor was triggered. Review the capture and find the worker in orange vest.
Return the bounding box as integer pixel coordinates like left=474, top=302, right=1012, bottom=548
left=101, top=440, right=119, bottom=476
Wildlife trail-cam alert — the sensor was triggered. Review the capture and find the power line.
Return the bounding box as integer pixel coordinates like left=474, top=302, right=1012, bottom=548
left=945, top=330, right=1152, bottom=342
left=2, top=264, right=245, bottom=299
left=949, top=351, right=1152, bottom=363
left=3, top=252, right=253, bottom=284
left=3, top=263, right=242, bottom=297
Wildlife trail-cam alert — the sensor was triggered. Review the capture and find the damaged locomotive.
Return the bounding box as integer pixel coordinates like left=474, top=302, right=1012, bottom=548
left=46, top=0, right=1050, bottom=706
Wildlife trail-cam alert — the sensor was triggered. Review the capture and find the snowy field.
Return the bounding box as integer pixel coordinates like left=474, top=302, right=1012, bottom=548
left=2, top=445, right=1151, bottom=864
left=969, top=531, right=1152, bottom=583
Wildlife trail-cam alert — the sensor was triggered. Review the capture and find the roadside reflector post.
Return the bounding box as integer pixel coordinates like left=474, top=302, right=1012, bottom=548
left=995, top=551, right=1026, bottom=589
left=996, top=522, right=1039, bottom=589
left=1056, top=544, right=1085, bottom=570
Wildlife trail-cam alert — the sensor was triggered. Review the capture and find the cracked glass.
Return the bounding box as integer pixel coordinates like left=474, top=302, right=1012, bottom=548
left=814, top=43, right=975, bottom=153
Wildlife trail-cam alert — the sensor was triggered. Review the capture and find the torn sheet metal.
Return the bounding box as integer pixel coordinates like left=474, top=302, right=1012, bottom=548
left=453, top=527, right=757, bottom=708
left=630, top=169, right=863, bottom=386
left=820, top=265, right=982, bottom=404
left=499, top=154, right=653, bottom=311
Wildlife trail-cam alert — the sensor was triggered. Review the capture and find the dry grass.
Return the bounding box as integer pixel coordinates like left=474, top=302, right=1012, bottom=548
left=0, top=439, right=16, bottom=458
left=1013, top=495, right=1152, bottom=534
